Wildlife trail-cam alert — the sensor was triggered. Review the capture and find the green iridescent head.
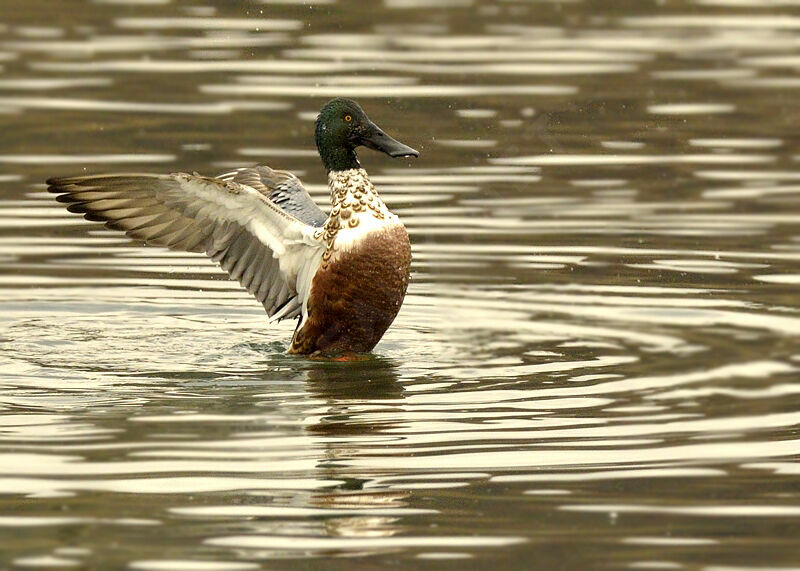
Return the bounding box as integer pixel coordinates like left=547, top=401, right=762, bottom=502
left=315, top=98, right=419, bottom=172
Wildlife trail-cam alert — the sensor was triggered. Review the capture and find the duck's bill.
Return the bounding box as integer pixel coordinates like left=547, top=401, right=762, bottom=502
left=361, top=123, right=419, bottom=158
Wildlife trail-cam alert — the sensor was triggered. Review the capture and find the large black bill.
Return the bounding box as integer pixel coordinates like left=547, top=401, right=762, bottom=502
left=360, top=123, right=419, bottom=158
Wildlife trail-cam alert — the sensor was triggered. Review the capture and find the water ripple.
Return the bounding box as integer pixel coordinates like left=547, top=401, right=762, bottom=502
left=3, top=0, right=800, bottom=568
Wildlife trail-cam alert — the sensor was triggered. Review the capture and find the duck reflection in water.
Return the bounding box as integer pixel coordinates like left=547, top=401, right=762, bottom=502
left=238, top=355, right=411, bottom=551
left=306, top=356, right=411, bottom=547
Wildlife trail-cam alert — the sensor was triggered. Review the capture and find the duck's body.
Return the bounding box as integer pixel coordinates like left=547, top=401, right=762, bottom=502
left=47, top=98, right=418, bottom=356
left=293, top=168, right=411, bottom=354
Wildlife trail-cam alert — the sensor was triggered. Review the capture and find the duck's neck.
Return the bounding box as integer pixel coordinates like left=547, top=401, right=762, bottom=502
left=320, top=146, right=360, bottom=172
left=316, top=123, right=360, bottom=171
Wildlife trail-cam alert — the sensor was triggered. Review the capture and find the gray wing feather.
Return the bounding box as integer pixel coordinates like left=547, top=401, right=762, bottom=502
left=47, top=172, right=324, bottom=321
left=219, top=166, right=327, bottom=227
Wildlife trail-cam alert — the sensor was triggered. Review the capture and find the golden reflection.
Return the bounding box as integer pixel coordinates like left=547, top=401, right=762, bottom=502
left=308, top=490, right=409, bottom=545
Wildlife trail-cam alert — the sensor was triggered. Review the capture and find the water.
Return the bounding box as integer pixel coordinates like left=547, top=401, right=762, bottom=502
left=2, top=0, right=800, bottom=568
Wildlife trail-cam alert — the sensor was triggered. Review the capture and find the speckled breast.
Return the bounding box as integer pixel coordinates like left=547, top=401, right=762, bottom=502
left=289, top=224, right=411, bottom=355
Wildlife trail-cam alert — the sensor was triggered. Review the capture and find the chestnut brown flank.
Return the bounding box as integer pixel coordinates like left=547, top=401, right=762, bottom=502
left=290, top=225, right=411, bottom=355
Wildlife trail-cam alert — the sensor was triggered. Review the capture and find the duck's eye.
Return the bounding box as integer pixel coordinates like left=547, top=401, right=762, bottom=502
left=344, top=115, right=352, bottom=122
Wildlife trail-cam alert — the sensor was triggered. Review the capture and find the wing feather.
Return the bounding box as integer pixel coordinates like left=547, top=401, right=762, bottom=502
left=219, top=166, right=327, bottom=227
left=47, top=172, right=325, bottom=321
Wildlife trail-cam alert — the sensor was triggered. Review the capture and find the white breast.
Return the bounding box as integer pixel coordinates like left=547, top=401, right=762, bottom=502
left=333, top=218, right=401, bottom=251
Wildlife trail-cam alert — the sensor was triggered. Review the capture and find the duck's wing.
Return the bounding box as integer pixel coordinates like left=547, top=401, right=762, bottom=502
left=218, top=166, right=327, bottom=227
left=46, top=172, right=325, bottom=322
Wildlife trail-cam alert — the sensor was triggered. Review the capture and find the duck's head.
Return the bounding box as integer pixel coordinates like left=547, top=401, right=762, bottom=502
left=315, top=98, right=419, bottom=172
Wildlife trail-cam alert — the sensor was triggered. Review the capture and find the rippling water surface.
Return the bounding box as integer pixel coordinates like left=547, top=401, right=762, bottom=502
left=2, top=0, right=800, bottom=568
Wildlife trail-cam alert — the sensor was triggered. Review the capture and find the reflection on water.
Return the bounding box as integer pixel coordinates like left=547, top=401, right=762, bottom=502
left=3, top=0, right=800, bottom=568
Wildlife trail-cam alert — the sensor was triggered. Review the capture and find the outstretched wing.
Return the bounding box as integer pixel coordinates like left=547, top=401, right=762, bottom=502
left=218, top=166, right=327, bottom=227
left=46, top=173, right=325, bottom=322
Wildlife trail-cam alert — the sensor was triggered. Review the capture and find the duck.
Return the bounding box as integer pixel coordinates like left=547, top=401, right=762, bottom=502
left=47, top=98, right=419, bottom=356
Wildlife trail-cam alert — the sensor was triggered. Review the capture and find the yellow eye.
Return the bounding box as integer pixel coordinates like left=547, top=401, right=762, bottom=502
left=344, top=115, right=352, bottom=122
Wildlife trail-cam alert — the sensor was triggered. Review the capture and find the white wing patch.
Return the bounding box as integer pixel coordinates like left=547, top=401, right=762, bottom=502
left=48, top=172, right=326, bottom=322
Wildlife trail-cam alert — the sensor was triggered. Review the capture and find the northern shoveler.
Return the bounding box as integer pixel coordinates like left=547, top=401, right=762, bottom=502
left=47, top=98, right=419, bottom=356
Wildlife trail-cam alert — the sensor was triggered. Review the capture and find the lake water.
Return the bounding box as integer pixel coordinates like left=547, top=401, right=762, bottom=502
left=2, top=0, right=800, bottom=568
